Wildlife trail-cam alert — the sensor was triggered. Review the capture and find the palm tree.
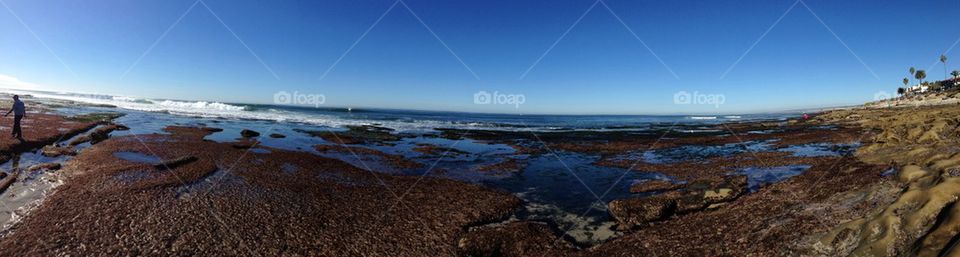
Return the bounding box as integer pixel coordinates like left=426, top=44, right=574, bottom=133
left=910, top=67, right=916, bottom=85
left=903, top=77, right=909, bottom=87
left=916, top=70, right=927, bottom=85
left=952, top=70, right=960, bottom=78
left=942, top=55, right=949, bottom=79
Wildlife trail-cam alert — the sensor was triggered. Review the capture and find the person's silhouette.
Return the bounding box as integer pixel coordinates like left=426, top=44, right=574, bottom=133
left=4, top=95, right=25, bottom=140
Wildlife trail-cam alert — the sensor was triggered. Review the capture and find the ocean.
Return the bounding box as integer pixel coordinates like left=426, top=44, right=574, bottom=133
left=2, top=89, right=801, bottom=133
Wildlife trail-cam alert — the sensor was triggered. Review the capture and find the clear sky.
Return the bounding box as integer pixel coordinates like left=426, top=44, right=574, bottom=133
left=0, top=0, right=957, bottom=115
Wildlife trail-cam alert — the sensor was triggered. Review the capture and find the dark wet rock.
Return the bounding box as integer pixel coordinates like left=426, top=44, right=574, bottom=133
left=269, top=133, right=285, bottom=138
left=295, top=125, right=402, bottom=144
left=154, top=156, right=198, bottom=170
left=458, top=221, right=574, bottom=257
left=629, top=180, right=682, bottom=193
left=41, top=145, right=76, bottom=157
left=27, top=162, right=61, bottom=172
left=240, top=129, right=260, bottom=138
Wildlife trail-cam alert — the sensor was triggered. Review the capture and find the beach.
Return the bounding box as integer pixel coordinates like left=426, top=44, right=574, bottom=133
left=0, top=92, right=953, bottom=256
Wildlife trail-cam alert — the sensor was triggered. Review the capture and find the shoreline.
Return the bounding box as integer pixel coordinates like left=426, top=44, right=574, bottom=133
left=0, top=95, right=951, bottom=255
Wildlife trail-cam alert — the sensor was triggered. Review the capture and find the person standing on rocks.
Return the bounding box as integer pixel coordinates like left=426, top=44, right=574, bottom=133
left=4, top=95, right=25, bottom=140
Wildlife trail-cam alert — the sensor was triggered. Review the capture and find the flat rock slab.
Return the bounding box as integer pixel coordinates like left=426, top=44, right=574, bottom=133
left=0, top=126, right=520, bottom=256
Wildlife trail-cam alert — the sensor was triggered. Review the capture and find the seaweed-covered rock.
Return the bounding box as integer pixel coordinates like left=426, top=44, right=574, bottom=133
left=269, top=133, right=285, bottom=138
left=608, top=196, right=676, bottom=230
left=154, top=156, right=198, bottom=170
left=66, top=112, right=124, bottom=123
left=41, top=145, right=76, bottom=157
left=295, top=125, right=402, bottom=144
left=27, top=162, right=61, bottom=172
left=629, top=180, right=682, bottom=193
left=457, top=221, right=574, bottom=257
left=612, top=176, right=750, bottom=229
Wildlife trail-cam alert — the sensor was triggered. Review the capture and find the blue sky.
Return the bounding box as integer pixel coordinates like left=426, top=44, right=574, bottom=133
left=0, top=0, right=957, bottom=114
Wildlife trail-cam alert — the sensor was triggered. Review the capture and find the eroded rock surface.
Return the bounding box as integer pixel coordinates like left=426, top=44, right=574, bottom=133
left=804, top=105, right=960, bottom=256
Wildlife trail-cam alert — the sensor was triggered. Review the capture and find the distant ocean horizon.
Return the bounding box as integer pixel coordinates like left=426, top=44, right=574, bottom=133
left=0, top=88, right=813, bottom=132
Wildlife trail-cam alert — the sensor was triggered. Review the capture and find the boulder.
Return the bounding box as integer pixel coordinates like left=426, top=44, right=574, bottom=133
left=70, top=124, right=126, bottom=146
left=687, top=175, right=748, bottom=200
left=240, top=129, right=260, bottom=138
left=677, top=176, right=749, bottom=213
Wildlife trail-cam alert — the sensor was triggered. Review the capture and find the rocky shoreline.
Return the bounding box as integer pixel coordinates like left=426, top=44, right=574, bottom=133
left=0, top=97, right=953, bottom=256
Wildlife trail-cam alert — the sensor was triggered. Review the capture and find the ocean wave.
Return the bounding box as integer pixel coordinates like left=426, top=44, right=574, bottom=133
left=111, top=96, right=139, bottom=102
left=152, top=100, right=248, bottom=111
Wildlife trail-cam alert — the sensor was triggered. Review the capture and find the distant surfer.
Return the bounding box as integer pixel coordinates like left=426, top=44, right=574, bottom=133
left=4, top=95, right=25, bottom=140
